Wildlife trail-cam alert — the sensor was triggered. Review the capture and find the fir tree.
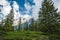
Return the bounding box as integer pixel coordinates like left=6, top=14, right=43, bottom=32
left=24, top=21, right=28, bottom=31
left=30, top=18, right=35, bottom=31
left=18, top=17, right=21, bottom=31
left=4, top=8, right=14, bottom=31
left=0, top=5, right=6, bottom=40
left=34, top=21, right=38, bottom=31
left=38, top=0, right=60, bottom=33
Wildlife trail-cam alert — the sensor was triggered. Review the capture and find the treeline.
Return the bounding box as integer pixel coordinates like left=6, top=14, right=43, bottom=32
left=0, top=6, right=37, bottom=32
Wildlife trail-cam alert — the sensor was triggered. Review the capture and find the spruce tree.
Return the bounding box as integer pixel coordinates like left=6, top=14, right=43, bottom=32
left=30, top=18, right=35, bottom=31
left=18, top=17, right=21, bottom=31
left=34, top=21, right=38, bottom=31
left=38, top=0, right=59, bottom=33
left=0, top=5, right=6, bottom=40
left=4, top=8, right=14, bottom=31
left=24, top=21, right=28, bottom=31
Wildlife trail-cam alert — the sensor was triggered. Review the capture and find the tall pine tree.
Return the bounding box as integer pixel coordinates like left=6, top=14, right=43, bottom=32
left=18, top=17, right=21, bottom=31
left=38, top=0, right=60, bottom=33
left=24, top=21, right=28, bottom=31
left=30, top=18, right=35, bottom=31
left=4, top=8, right=14, bottom=31
left=0, top=5, right=6, bottom=40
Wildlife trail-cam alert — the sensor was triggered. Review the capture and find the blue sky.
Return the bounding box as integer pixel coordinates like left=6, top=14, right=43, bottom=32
left=7, top=0, right=60, bottom=18
left=0, top=0, right=60, bottom=20
left=7, top=0, right=35, bottom=15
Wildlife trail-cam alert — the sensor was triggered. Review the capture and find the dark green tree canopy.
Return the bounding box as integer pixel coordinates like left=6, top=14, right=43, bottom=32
left=38, top=0, right=60, bottom=32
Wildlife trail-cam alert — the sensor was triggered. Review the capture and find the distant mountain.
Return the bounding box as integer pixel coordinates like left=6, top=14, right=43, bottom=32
left=13, top=14, right=32, bottom=26
left=14, top=16, right=33, bottom=30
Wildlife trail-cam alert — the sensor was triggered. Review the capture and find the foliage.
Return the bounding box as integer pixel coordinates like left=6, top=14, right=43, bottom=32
left=24, top=21, right=29, bottom=31
left=18, top=17, right=21, bottom=31
left=30, top=18, right=35, bottom=31
left=4, top=8, right=14, bottom=31
left=38, top=0, right=60, bottom=33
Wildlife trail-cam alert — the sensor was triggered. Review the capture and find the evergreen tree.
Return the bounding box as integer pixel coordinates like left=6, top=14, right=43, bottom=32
left=24, top=21, right=28, bottom=31
left=30, top=18, right=35, bottom=31
left=4, top=8, right=14, bottom=31
left=34, top=21, right=38, bottom=31
left=38, top=0, right=60, bottom=33
left=0, top=5, right=6, bottom=40
left=0, top=5, right=3, bottom=27
left=18, top=17, right=21, bottom=31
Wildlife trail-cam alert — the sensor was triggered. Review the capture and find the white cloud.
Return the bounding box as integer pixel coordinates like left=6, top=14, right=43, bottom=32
left=32, top=0, right=42, bottom=20
left=13, top=1, right=21, bottom=20
left=0, top=0, right=11, bottom=18
left=24, top=0, right=42, bottom=20
left=0, top=0, right=21, bottom=20
left=24, top=2, right=31, bottom=14
left=21, top=14, right=32, bottom=24
left=13, top=1, right=19, bottom=11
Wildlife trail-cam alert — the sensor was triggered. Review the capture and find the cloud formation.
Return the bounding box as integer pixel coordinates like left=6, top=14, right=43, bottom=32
left=24, top=0, right=60, bottom=20
left=32, top=0, right=42, bottom=20
left=0, top=0, right=11, bottom=18
left=0, top=0, right=21, bottom=20
left=24, top=0, right=42, bottom=20
left=13, top=1, right=21, bottom=20
left=24, top=2, right=31, bottom=14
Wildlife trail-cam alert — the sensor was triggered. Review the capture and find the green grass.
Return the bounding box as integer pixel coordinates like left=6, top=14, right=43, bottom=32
left=4, top=31, right=49, bottom=40
left=4, top=31, right=60, bottom=40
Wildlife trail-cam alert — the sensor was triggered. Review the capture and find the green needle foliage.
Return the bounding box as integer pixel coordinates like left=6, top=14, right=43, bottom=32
left=4, top=8, right=14, bottom=31
left=38, top=0, right=60, bottom=33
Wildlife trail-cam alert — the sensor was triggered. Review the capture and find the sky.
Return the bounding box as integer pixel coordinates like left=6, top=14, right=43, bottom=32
left=0, top=0, right=60, bottom=25
left=0, top=0, right=60, bottom=19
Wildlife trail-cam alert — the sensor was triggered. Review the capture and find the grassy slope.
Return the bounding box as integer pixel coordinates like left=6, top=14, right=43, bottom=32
left=5, top=31, right=49, bottom=40
left=5, top=31, right=60, bottom=40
